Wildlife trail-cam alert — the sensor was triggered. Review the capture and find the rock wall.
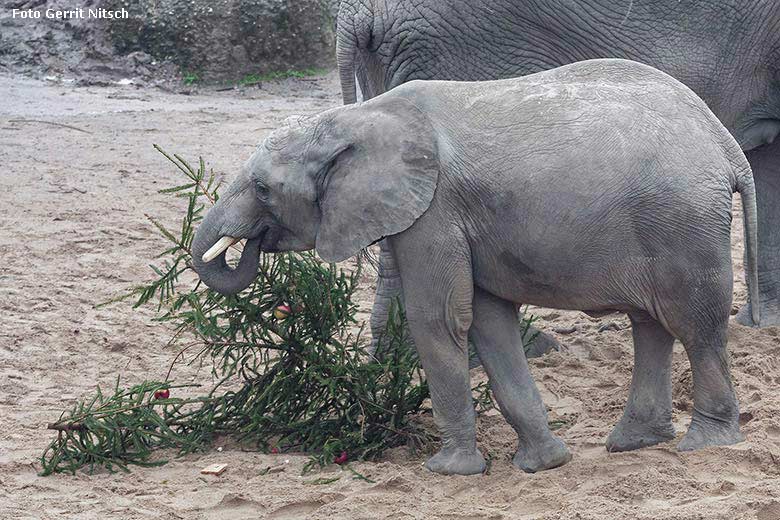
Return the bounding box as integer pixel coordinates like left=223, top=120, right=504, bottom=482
left=0, top=0, right=338, bottom=82
left=1, top=0, right=119, bottom=80
left=106, top=0, right=336, bottom=80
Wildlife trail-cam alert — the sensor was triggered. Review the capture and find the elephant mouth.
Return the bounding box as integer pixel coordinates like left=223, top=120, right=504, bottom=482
left=202, top=236, right=241, bottom=263
left=201, top=225, right=281, bottom=263
left=259, top=225, right=282, bottom=252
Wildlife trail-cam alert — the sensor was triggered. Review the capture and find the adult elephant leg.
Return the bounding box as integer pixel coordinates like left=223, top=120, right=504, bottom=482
left=470, top=288, right=571, bottom=472
left=606, top=312, right=676, bottom=452
left=369, top=241, right=407, bottom=356
left=737, top=140, right=780, bottom=327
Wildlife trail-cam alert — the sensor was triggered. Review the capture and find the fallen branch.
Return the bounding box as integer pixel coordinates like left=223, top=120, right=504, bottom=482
left=8, top=119, right=92, bottom=134
left=47, top=422, right=86, bottom=432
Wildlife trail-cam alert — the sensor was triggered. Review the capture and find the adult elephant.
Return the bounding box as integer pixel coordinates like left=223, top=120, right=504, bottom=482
left=335, top=0, right=780, bottom=350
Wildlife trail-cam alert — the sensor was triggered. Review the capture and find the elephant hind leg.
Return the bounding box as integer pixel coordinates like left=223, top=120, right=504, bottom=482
left=606, top=312, right=676, bottom=452
left=656, top=270, right=743, bottom=451
left=676, top=322, right=744, bottom=451
left=667, top=292, right=742, bottom=449
left=470, top=287, right=570, bottom=472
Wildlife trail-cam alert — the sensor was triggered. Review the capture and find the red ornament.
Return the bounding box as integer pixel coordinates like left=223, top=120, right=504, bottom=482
left=333, top=451, right=348, bottom=465
left=273, top=305, right=292, bottom=320
left=154, top=389, right=170, bottom=400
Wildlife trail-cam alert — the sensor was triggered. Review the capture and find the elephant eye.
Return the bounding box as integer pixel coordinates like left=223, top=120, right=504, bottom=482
left=255, top=180, right=270, bottom=198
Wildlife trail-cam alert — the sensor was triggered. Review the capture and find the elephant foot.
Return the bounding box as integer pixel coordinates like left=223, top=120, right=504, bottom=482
left=734, top=300, right=780, bottom=328
left=524, top=328, right=561, bottom=359
left=677, top=410, right=744, bottom=451
left=424, top=447, right=486, bottom=475
left=512, top=437, right=571, bottom=473
left=606, top=418, right=675, bottom=452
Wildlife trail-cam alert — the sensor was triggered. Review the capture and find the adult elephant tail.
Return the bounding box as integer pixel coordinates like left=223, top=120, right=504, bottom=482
left=736, top=165, right=761, bottom=326
left=336, top=0, right=374, bottom=105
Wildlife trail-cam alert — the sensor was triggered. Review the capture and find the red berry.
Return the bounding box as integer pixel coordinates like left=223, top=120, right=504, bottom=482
left=154, top=389, right=170, bottom=400
left=334, top=451, right=348, bottom=465
left=270, top=447, right=279, bottom=454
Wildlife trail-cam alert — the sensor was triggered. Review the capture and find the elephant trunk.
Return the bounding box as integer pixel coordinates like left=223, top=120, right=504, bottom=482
left=336, top=0, right=377, bottom=104
left=336, top=1, right=359, bottom=104
left=191, top=207, right=262, bottom=295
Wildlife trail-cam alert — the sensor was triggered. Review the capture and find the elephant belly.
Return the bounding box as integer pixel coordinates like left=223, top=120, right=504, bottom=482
left=470, top=225, right=731, bottom=316
left=472, top=248, right=627, bottom=313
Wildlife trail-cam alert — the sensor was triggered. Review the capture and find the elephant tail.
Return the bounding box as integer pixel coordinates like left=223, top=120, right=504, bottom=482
left=735, top=164, right=760, bottom=325
left=336, top=1, right=373, bottom=105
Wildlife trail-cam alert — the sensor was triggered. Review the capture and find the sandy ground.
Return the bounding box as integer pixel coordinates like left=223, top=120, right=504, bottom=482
left=1, top=72, right=780, bottom=520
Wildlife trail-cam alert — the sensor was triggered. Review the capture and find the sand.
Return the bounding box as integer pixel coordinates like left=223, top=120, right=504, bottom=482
left=1, top=72, right=779, bottom=520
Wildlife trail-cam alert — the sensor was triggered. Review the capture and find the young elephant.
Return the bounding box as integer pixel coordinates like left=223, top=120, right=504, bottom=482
left=191, top=59, right=759, bottom=475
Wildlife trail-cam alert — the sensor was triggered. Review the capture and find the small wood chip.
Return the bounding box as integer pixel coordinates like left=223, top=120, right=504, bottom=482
left=200, top=463, right=228, bottom=476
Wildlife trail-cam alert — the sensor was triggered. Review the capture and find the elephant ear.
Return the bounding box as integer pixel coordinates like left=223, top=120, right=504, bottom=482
left=314, top=97, right=440, bottom=263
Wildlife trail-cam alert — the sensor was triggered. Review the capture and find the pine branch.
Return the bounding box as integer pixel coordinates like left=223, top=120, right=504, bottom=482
left=39, top=147, right=438, bottom=476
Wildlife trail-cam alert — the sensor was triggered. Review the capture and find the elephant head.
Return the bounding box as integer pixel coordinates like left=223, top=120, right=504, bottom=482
left=191, top=96, right=440, bottom=295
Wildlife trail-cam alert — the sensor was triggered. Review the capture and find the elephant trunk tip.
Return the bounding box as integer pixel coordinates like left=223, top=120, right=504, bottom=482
left=192, top=225, right=263, bottom=296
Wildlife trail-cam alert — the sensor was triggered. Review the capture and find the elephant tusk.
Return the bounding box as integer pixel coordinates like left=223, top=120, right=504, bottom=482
left=202, top=236, right=240, bottom=263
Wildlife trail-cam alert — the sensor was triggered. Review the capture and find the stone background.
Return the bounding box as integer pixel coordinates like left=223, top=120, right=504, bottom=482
left=0, top=0, right=339, bottom=83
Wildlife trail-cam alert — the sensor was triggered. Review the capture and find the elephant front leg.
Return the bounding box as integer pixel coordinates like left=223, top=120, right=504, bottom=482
left=737, top=140, right=780, bottom=327
left=371, top=241, right=562, bottom=360
left=470, top=288, right=571, bottom=472
left=408, top=300, right=485, bottom=475
left=606, top=312, right=676, bottom=452
left=393, top=242, right=485, bottom=475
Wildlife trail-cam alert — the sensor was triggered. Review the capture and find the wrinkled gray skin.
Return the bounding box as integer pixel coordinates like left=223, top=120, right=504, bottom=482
left=336, top=0, right=780, bottom=355
left=192, top=60, right=760, bottom=475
